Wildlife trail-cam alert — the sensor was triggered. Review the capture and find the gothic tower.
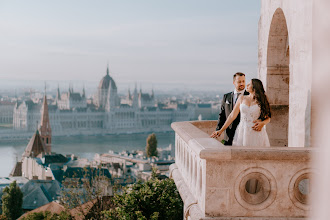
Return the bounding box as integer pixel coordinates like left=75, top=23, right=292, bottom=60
left=56, top=84, right=61, bottom=101
left=82, top=85, right=86, bottom=98
left=133, top=83, right=139, bottom=108
left=39, top=90, right=52, bottom=154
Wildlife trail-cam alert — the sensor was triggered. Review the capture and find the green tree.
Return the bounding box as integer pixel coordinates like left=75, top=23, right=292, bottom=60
left=146, top=133, right=158, bottom=157
left=2, top=181, right=23, bottom=220
left=103, top=169, right=183, bottom=220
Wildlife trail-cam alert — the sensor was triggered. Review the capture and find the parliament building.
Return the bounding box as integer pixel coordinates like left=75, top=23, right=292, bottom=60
left=13, top=67, right=195, bottom=136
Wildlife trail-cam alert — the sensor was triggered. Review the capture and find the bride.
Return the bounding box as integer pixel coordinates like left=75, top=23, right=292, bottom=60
left=211, top=78, right=271, bottom=147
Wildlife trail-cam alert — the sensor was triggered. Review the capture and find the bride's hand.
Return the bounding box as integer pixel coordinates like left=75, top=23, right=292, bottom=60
left=210, top=130, right=222, bottom=138
left=252, top=120, right=264, bottom=131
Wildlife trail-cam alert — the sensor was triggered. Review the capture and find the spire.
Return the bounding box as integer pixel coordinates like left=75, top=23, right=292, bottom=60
left=106, top=63, right=110, bottom=76
left=134, top=82, right=138, bottom=94
left=69, top=83, right=73, bottom=94
left=56, top=84, right=61, bottom=100
left=133, top=82, right=139, bottom=108
left=128, top=88, right=132, bottom=100
left=39, top=89, right=52, bottom=154
left=82, top=84, right=86, bottom=98
left=44, top=81, right=47, bottom=95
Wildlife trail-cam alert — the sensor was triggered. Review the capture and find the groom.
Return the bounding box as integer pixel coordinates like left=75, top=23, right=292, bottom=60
left=214, top=72, right=252, bottom=145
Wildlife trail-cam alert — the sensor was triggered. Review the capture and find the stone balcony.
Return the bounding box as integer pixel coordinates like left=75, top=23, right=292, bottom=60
left=169, top=121, right=313, bottom=220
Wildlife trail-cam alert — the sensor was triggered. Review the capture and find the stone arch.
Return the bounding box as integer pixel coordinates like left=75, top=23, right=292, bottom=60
left=266, top=8, right=290, bottom=146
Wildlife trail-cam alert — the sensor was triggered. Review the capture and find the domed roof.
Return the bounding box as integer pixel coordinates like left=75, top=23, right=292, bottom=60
left=98, top=67, right=117, bottom=90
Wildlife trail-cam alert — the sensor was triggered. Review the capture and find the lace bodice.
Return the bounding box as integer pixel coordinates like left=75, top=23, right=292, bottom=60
left=240, top=103, right=261, bottom=123
left=232, top=103, right=270, bottom=147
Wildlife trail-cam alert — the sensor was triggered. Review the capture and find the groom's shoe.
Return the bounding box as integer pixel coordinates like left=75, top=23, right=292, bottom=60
left=224, top=140, right=233, bottom=146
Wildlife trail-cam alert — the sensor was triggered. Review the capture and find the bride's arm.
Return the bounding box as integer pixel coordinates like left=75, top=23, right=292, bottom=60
left=263, top=117, right=271, bottom=125
left=210, top=96, right=243, bottom=138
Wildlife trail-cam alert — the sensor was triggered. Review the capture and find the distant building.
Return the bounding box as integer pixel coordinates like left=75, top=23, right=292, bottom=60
left=13, top=66, right=195, bottom=136
left=95, top=145, right=175, bottom=182
left=9, top=98, right=114, bottom=214
left=194, top=103, right=213, bottom=120
left=12, top=96, right=64, bottom=181
left=56, top=84, right=87, bottom=110
left=0, top=100, right=15, bottom=124
left=157, top=144, right=175, bottom=160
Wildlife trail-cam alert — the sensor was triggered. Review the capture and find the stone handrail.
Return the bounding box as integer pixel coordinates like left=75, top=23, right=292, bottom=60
left=170, top=120, right=313, bottom=220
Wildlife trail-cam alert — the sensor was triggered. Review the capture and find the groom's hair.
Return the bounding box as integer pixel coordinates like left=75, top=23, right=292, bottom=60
left=233, top=72, right=245, bottom=80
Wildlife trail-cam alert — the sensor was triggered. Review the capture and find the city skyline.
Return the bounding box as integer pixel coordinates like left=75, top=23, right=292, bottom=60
left=0, top=0, right=260, bottom=92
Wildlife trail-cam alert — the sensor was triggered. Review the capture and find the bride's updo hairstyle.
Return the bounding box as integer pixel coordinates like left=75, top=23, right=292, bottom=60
left=251, top=78, right=271, bottom=120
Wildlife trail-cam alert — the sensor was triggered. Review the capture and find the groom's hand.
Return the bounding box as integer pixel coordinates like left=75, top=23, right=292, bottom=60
left=252, top=120, right=264, bottom=131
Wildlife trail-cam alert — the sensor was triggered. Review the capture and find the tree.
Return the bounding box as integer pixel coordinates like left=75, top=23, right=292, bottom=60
left=103, top=169, right=183, bottom=219
left=59, top=166, right=112, bottom=219
left=146, top=133, right=158, bottom=157
left=2, top=181, right=23, bottom=220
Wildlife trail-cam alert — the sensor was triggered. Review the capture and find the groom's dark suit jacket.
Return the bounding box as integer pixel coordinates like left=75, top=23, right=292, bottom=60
left=216, top=90, right=249, bottom=145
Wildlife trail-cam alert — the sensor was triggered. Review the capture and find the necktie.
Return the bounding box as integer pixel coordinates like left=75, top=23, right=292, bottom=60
left=235, top=93, right=241, bottom=105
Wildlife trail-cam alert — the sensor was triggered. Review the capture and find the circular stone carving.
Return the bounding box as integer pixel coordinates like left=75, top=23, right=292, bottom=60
left=234, top=167, right=277, bottom=211
left=288, top=168, right=314, bottom=211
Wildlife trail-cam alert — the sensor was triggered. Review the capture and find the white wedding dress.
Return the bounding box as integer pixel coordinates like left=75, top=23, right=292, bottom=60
left=232, top=103, right=270, bottom=147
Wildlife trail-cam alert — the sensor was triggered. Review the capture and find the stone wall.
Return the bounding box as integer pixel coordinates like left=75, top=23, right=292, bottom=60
left=258, top=0, right=313, bottom=147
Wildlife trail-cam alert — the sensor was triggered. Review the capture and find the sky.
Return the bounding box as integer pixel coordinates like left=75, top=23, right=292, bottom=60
left=0, top=0, right=260, bottom=93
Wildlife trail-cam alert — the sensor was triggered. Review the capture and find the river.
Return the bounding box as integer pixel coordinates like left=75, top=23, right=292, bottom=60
left=0, top=132, right=175, bottom=177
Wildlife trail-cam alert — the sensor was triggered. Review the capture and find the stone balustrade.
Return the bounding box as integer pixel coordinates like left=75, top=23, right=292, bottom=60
left=170, top=121, right=313, bottom=220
